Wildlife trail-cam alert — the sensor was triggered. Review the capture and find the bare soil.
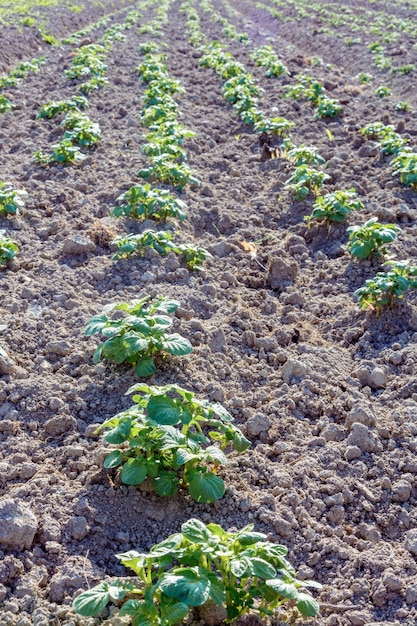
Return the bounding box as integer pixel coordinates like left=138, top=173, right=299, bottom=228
left=1, top=0, right=417, bottom=625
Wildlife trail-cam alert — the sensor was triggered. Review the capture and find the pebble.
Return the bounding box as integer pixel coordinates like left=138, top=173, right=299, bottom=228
left=0, top=499, right=38, bottom=549
left=281, top=359, right=307, bottom=383
left=345, top=404, right=376, bottom=429
left=246, top=413, right=271, bottom=437
left=62, top=235, right=95, bottom=255
left=392, top=479, right=412, bottom=502
left=404, top=529, right=417, bottom=555
left=345, top=445, right=362, bottom=460
left=347, top=423, right=380, bottom=452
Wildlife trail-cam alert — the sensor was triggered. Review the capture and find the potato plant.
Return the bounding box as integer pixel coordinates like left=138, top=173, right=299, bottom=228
left=61, top=111, right=101, bottom=147
left=285, top=166, right=330, bottom=201
left=250, top=45, right=289, bottom=77
left=354, top=261, right=417, bottom=314
left=138, top=158, right=200, bottom=189
left=111, top=184, right=187, bottom=221
left=0, top=182, right=28, bottom=216
left=305, top=189, right=363, bottom=226
left=282, top=140, right=325, bottom=166
left=347, top=218, right=401, bottom=259
left=84, top=296, right=193, bottom=377
left=392, top=151, right=417, bottom=188
left=0, top=95, right=12, bottom=113
left=112, top=230, right=210, bottom=270
left=73, top=518, right=321, bottom=623
left=37, top=96, right=89, bottom=119
left=33, top=140, right=86, bottom=166
left=254, top=116, right=295, bottom=137
left=98, top=383, right=250, bottom=502
left=0, top=230, right=18, bottom=268
left=314, top=96, right=342, bottom=119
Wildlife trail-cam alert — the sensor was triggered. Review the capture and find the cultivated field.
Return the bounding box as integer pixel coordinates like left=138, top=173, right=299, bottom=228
left=1, top=0, right=417, bottom=624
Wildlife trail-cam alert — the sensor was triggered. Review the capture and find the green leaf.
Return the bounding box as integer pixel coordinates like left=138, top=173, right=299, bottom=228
left=204, top=446, right=228, bottom=465
left=181, top=518, right=211, bottom=544
left=92, top=344, right=103, bottom=364
left=175, top=447, right=199, bottom=466
left=122, top=333, right=149, bottom=356
left=72, top=583, right=111, bottom=616
left=156, top=298, right=180, bottom=314
left=147, top=395, right=181, bottom=425
left=102, top=336, right=128, bottom=364
left=150, top=533, right=183, bottom=557
left=207, top=575, right=226, bottom=605
left=188, top=470, right=225, bottom=503
left=265, top=578, right=298, bottom=599
left=153, top=471, right=179, bottom=497
left=161, top=426, right=186, bottom=449
left=296, top=592, right=320, bottom=616
left=84, top=314, right=108, bottom=336
left=232, top=431, right=251, bottom=453
left=230, top=556, right=251, bottom=578
left=161, top=333, right=193, bottom=356
left=135, top=357, right=156, bottom=378
left=161, top=600, right=189, bottom=623
left=237, top=531, right=268, bottom=546
left=103, top=450, right=123, bottom=469
left=159, top=568, right=211, bottom=606
left=120, top=459, right=148, bottom=485
left=104, top=418, right=132, bottom=444
left=250, top=557, right=276, bottom=579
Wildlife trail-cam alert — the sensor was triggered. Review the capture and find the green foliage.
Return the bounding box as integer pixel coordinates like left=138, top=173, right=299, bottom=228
left=78, top=76, right=109, bottom=94
left=40, top=31, right=58, bottom=45
left=0, top=231, right=18, bottom=268
left=250, top=45, right=289, bottom=77
left=139, top=41, right=160, bottom=54
left=61, top=111, right=101, bottom=146
left=283, top=74, right=324, bottom=104
left=138, top=158, right=200, bottom=190
left=65, top=43, right=107, bottom=80
left=33, top=139, right=86, bottom=165
left=392, top=64, right=414, bottom=75
left=84, top=296, right=193, bottom=377
left=97, top=383, right=250, bottom=501
left=354, top=261, right=417, bottom=314
left=392, top=151, right=417, bottom=188
left=112, top=230, right=210, bottom=270
left=395, top=101, right=411, bottom=112
left=73, top=518, right=321, bottom=623
left=21, top=16, right=36, bottom=26
left=347, top=218, right=400, bottom=259
left=253, top=116, right=294, bottom=136
left=314, top=96, right=342, bottom=119
left=361, top=122, right=407, bottom=155
left=375, top=86, right=392, bottom=98
left=282, top=140, right=325, bottom=166
left=285, top=166, right=330, bottom=200
left=356, top=72, right=373, bottom=84
left=305, top=188, right=363, bottom=226
left=0, top=95, right=12, bottom=114
left=37, top=95, right=88, bottom=119
left=111, top=184, right=187, bottom=221
left=0, top=182, right=27, bottom=216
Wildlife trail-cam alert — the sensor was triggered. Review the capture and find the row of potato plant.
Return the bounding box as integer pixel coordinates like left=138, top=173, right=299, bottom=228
left=0, top=56, right=45, bottom=113
left=73, top=5, right=322, bottom=622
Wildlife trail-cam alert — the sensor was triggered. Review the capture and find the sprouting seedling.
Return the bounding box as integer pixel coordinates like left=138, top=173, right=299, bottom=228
left=347, top=218, right=401, bottom=259
left=0, top=230, right=18, bottom=268
left=354, top=260, right=417, bottom=315
left=84, top=295, right=193, bottom=377
left=304, top=188, right=363, bottom=226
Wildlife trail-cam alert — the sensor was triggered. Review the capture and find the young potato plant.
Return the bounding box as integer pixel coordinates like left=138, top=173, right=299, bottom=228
left=65, top=43, right=108, bottom=80
left=283, top=75, right=324, bottom=104
left=354, top=260, right=417, bottom=315
left=395, top=101, right=411, bottom=112
left=250, top=45, right=289, bottom=77
left=285, top=166, right=330, bottom=201
left=37, top=95, right=89, bottom=119
left=112, top=230, right=211, bottom=271
left=97, top=383, right=250, bottom=502
left=0, top=95, right=12, bottom=114
left=347, top=218, right=401, bottom=259
left=111, top=184, right=187, bottom=221
left=282, top=140, right=325, bottom=166
left=361, top=122, right=407, bottom=155
left=73, top=518, right=321, bottom=623
left=78, top=76, right=109, bottom=94
left=61, top=111, right=101, bottom=147
left=84, top=296, right=193, bottom=378
left=138, top=158, right=200, bottom=190
left=33, top=140, right=86, bottom=166
left=375, top=86, right=392, bottom=98
left=0, top=231, right=18, bottom=268
left=314, top=96, right=342, bottom=119
left=392, top=151, right=417, bottom=188
left=0, top=182, right=28, bottom=216
left=254, top=116, right=295, bottom=137
left=305, top=189, right=363, bottom=226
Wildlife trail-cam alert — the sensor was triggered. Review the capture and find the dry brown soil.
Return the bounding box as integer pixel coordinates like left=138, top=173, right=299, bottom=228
left=1, top=0, right=417, bottom=624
